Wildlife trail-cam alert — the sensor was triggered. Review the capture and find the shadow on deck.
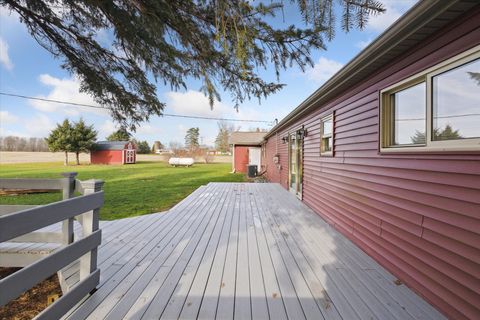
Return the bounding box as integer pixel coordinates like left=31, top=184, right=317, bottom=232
left=61, top=183, right=444, bottom=320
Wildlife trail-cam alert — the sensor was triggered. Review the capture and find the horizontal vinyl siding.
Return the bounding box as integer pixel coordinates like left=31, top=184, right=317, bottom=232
left=234, top=146, right=249, bottom=173
left=265, top=7, right=480, bottom=320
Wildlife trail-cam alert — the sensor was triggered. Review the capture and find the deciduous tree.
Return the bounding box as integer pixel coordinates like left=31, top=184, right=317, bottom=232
left=215, top=121, right=235, bottom=153
left=151, top=141, right=164, bottom=153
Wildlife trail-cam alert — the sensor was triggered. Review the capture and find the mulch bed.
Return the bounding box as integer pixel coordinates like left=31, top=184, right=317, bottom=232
left=0, top=268, right=63, bottom=320
left=0, top=189, right=56, bottom=196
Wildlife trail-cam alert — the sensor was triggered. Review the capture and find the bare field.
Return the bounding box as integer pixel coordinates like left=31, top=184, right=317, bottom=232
left=0, top=151, right=231, bottom=164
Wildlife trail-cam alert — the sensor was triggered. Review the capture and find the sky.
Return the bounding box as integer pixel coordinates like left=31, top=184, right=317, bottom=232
left=0, top=1, right=417, bottom=147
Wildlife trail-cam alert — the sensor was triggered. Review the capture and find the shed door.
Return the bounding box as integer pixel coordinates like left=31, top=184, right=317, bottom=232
left=125, top=150, right=135, bottom=164
left=248, top=147, right=261, bottom=168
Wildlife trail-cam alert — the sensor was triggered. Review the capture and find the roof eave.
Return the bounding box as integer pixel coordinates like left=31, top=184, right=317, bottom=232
left=265, top=0, right=465, bottom=139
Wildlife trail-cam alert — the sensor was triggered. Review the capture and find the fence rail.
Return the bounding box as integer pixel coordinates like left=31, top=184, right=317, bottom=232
left=0, top=173, right=104, bottom=319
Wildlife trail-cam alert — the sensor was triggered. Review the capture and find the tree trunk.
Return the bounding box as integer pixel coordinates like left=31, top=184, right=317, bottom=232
left=76, top=152, right=80, bottom=165
left=64, top=151, right=68, bottom=166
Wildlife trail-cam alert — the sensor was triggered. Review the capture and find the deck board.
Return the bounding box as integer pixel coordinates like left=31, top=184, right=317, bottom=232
left=54, top=183, right=446, bottom=320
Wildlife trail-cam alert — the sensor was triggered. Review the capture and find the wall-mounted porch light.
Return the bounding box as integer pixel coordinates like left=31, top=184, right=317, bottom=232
left=298, top=126, right=308, bottom=139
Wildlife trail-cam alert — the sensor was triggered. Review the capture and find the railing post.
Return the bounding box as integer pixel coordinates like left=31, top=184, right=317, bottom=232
left=61, top=172, right=77, bottom=244
left=78, top=179, right=103, bottom=282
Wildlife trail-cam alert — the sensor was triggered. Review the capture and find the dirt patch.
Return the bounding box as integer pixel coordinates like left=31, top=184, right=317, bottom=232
left=0, top=268, right=63, bottom=320
left=0, top=189, right=57, bottom=196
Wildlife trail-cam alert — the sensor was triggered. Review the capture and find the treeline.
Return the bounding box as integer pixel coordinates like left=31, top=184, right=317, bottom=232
left=0, top=136, right=49, bottom=152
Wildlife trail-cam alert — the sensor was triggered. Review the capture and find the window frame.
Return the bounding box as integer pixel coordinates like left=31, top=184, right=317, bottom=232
left=380, top=45, right=480, bottom=153
left=320, top=113, right=334, bottom=156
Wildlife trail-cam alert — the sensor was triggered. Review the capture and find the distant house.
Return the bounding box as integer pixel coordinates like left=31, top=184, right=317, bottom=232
left=229, top=131, right=266, bottom=173
left=91, top=141, right=136, bottom=165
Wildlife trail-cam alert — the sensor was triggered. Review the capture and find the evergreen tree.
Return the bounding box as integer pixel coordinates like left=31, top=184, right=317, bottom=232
left=71, top=118, right=97, bottom=165
left=185, top=128, right=200, bottom=151
left=468, top=72, right=480, bottom=85
left=434, top=124, right=462, bottom=141
left=410, top=130, right=426, bottom=145
left=45, top=119, right=74, bottom=165
left=2, top=1, right=384, bottom=129
left=410, top=124, right=463, bottom=144
left=136, top=140, right=151, bottom=154
left=107, top=128, right=131, bottom=141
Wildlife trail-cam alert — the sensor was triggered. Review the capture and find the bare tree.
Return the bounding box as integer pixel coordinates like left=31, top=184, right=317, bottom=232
left=0, top=136, right=50, bottom=151
left=169, top=141, right=187, bottom=157
left=215, top=121, right=235, bottom=153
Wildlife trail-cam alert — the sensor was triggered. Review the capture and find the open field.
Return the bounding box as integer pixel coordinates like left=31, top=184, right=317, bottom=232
left=0, top=151, right=231, bottom=164
left=0, top=161, right=244, bottom=220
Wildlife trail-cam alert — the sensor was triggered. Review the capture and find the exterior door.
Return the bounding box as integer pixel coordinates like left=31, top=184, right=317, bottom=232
left=288, top=132, right=303, bottom=198
left=248, top=147, right=261, bottom=168
left=125, top=150, right=135, bottom=164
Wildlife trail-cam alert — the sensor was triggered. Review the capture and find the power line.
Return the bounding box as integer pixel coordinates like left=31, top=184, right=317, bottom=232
left=0, top=92, right=273, bottom=124
left=397, top=113, right=480, bottom=121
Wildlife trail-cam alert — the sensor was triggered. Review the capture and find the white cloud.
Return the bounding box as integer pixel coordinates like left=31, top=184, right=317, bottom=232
left=165, top=90, right=232, bottom=118
left=305, top=57, right=344, bottom=84
left=177, top=124, right=188, bottom=137
left=0, top=110, right=18, bottom=125
left=0, top=37, right=13, bottom=70
left=2, top=113, right=56, bottom=138
left=25, top=113, right=55, bottom=137
left=136, top=124, right=162, bottom=136
left=99, top=120, right=117, bottom=139
left=161, top=90, right=279, bottom=146
left=356, top=38, right=372, bottom=50
left=367, top=0, right=417, bottom=32
left=31, top=74, right=108, bottom=116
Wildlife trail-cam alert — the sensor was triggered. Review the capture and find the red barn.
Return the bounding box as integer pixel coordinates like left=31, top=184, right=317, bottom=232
left=90, top=141, right=136, bottom=165
left=229, top=131, right=266, bottom=174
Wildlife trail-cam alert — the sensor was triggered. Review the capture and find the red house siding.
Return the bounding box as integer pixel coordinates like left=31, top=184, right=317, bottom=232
left=234, top=146, right=249, bottom=173
left=265, top=9, right=480, bottom=320
left=90, top=150, right=123, bottom=165
left=234, top=145, right=262, bottom=173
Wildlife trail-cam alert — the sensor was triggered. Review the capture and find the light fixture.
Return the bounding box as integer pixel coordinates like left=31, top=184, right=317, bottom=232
left=281, top=136, right=288, bottom=144
left=298, top=126, right=308, bottom=139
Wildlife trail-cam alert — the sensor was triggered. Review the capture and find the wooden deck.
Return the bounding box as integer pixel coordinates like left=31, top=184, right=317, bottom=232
left=53, top=182, right=444, bottom=319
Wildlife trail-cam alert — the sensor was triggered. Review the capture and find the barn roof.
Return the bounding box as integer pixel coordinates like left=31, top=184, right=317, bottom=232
left=93, top=141, right=133, bottom=151
left=229, top=132, right=266, bottom=146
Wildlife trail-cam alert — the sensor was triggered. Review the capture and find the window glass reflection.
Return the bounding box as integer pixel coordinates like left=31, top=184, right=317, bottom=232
left=323, top=118, right=333, bottom=136
left=432, top=58, right=480, bottom=140
left=391, top=82, right=426, bottom=145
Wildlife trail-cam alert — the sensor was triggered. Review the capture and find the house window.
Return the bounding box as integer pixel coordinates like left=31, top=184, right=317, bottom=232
left=380, top=46, right=480, bottom=152
left=320, top=113, right=333, bottom=155
left=432, top=58, right=480, bottom=141
left=383, top=81, right=427, bottom=146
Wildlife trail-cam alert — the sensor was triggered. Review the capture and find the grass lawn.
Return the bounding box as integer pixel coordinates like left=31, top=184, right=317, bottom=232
left=0, top=161, right=245, bottom=220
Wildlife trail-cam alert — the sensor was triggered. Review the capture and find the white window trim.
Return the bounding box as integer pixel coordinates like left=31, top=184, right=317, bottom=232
left=320, top=113, right=334, bottom=156
left=380, top=45, right=480, bottom=153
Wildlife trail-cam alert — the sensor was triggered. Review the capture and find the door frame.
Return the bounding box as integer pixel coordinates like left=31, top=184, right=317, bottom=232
left=288, top=130, right=303, bottom=199
left=248, top=147, right=262, bottom=168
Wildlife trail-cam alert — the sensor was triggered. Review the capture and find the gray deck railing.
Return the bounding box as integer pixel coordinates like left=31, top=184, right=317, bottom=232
left=0, top=173, right=104, bottom=319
